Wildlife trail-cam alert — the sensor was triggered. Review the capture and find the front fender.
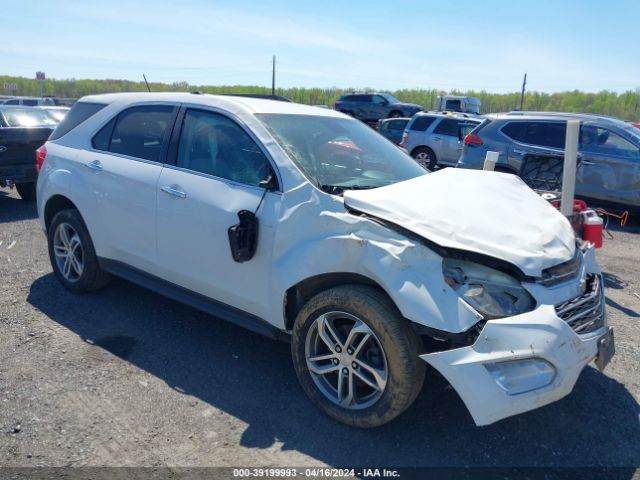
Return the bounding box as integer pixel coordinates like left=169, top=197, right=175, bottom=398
left=267, top=188, right=481, bottom=333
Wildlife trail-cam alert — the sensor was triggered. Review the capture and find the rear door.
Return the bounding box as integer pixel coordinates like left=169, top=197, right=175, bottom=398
left=576, top=124, right=640, bottom=208
left=77, top=104, right=178, bottom=272
left=431, top=118, right=465, bottom=165
left=155, top=107, right=280, bottom=318
left=501, top=120, right=566, bottom=171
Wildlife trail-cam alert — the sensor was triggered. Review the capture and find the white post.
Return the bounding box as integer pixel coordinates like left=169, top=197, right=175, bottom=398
left=561, top=120, right=580, bottom=217
left=483, top=151, right=499, bottom=171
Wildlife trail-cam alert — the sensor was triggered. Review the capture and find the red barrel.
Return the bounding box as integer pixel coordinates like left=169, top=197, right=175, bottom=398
left=582, top=210, right=603, bottom=248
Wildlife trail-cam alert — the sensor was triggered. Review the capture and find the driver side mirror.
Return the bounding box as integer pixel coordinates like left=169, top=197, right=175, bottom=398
left=259, top=172, right=278, bottom=191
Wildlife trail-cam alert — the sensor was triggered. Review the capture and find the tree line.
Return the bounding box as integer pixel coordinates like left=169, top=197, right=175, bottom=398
left=2, top=75, right=639, bottom=121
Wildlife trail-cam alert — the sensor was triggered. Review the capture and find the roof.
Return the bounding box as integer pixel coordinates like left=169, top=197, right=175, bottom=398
left=79, top=92, right=344, bottom=117
left=489, top=111, right=625, bottom=125
left=414, top=110, right=482, bottom=120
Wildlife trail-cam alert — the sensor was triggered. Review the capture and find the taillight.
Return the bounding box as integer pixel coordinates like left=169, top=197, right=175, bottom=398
left=463, top=133, right=483, bottom=146
left=401, top=132, right=409, bottom=144
left=35, top=145, right=47, bottom=172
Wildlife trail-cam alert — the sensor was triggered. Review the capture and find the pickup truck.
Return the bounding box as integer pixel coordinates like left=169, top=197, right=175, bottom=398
left=0, top=106, right=57, bottom=200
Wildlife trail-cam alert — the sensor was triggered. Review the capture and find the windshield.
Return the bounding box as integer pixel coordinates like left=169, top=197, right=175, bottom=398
left=1, top=108, right=58, bottom=127
left=465, top=98, right=481, bottom=114
left=257, top=114, right=427, bottom=194
left=46, top=108, right=69, bottom=121
left=382, top=94, right=401, bottom=104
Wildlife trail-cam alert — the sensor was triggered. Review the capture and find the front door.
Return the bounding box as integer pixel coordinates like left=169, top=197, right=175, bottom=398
left=576, top=124, right=640, bottom=208
left=155, top=108, right=280, bottom=318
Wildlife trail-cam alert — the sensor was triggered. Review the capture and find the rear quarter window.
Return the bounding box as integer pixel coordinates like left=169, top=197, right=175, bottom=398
left=409, top=116, right=436, bottom=132
left=49, top=102, right=107, bottom=140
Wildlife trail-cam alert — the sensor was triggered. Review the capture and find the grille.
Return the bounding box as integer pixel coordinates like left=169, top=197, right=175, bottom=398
left=555, top=274, right=605, bottom=335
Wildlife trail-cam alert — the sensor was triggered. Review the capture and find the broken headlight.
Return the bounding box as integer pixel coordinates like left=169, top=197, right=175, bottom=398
left=442, top=258, right=535, bottom=319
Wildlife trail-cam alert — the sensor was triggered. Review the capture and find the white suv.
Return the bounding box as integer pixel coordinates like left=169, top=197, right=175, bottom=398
left=37, top=93, right=614, bottom=428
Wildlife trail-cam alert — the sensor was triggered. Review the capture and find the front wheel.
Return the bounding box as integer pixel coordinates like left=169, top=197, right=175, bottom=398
left=291, top=285, right=425, bottom=428
left=388, top=110, right=403, bottom=118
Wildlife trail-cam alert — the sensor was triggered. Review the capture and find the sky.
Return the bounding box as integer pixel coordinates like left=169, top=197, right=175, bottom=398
left=2, top=0, right=639, bottom=93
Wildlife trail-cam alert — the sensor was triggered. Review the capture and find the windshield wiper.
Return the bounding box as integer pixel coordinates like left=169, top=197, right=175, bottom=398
left=319, top=184, right=379, bottom=195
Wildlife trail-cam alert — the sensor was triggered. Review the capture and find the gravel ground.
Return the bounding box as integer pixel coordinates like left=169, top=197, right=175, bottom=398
left=0, top=186, right=639, bottom=473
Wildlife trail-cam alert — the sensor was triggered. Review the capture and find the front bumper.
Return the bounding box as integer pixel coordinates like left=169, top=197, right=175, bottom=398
left=421, top=304, right=610, bottom=426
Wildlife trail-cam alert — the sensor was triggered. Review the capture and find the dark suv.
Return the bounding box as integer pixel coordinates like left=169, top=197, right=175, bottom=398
left=335, top=93, right=423, bottom=123
left=457, top=112, right=640, bottom=211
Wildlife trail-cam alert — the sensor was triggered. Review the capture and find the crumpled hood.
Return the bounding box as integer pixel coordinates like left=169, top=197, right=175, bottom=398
left=343, top=168, right=575, bottom=277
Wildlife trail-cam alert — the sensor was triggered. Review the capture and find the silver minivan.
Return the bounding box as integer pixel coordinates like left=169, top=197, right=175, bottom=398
left=400, top=112, right=481, bottom=169
left=458, top=112, right=640, bottom=211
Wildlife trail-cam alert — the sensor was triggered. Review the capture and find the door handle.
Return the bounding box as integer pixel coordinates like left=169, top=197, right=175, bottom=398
left=161, top=184, right=187, bottom=198
left=85, top=160, right=103, bottom=171
left=512, top=149, right=526, bottom=155
left=581, top=160, right=595, bottom=165
left=433, top=137, right=442, bottom=141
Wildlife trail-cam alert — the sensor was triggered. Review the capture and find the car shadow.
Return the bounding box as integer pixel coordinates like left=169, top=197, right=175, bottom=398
left=27, top=274, right=640, bottom=470
left=0, top=189, right=38, bottom=223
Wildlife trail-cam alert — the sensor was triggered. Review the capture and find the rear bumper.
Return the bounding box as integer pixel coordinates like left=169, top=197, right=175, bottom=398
left=0, top=164, right=37, bottom=185
left=421, top=305, right=608, bottom=426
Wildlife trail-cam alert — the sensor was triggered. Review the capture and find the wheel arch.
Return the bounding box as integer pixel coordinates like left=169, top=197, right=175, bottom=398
left=44, top=194, right=81, bottom=233
left=283, top=272, right=398, bottom=331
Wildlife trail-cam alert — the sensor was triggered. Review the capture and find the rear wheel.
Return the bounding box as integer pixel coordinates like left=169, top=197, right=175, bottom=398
left=48, top=209, right=111, bottom=294
left=412, top=146, right=437, bottom=170
left=389, top=110, right=403, bottom=118
left=291, top=285, right=425, bottom=428
left=16, top=182, right=36, bottom=201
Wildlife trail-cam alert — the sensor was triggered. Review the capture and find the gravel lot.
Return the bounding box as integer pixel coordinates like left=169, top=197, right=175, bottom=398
left=0, top=186, right=639, bottom=473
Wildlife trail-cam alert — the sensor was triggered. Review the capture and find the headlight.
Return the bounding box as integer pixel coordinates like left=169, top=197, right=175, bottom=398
left=442, top=258, right=535, bottom=319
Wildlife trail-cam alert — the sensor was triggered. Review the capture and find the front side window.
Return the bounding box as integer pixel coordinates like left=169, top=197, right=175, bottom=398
left=372, top=95, right=387, bottom=105
left=177, top=109, right=273, bottom=187
left=581, top=126, right=640, bottom=159
left=258, top=113, right=426, bottom=194
left=94, top=105, right=174, bottom=162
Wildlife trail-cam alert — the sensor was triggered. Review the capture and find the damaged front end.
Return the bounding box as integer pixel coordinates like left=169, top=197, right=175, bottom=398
left=420, top=245, right=613, bottom=426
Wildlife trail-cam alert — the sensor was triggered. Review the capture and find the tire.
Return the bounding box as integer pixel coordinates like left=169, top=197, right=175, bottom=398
left=412, top=146, right=437, bottom=170
left=16, top=182, right=36, bottom=201
left=388, top=110, right=403, bottom=118
left=291, top=285, right=425, bottom=428
left=47, top=209, right=111, bottom=294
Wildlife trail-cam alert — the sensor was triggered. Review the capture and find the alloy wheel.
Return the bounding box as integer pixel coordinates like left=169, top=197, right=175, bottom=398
left=305, top=311, right=388, bottom=410
left=53, top=222, right=84, bottom=282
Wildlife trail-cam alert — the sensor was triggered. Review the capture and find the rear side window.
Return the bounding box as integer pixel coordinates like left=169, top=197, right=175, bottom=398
left=50, top=102, right=107, bottom=140
left=502, top=121, right=566, bottom=149
left=4, top=99, right=20, bottom=105
left=93, top=105, right=175, bottom=162
left=445, top=99, right=462, bottom=112
left=23, top=99, right=38, bottom=106
left=410, top=116, right=436, bottom=132
left=433, top=118, right=460, bottom=137
left=387, top=119, right=407, bottom=131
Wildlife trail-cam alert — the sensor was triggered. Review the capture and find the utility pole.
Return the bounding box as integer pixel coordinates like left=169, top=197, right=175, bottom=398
left=271, top=55, right=276, bottom=96
left=519, top=73, right=527, bottom=111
